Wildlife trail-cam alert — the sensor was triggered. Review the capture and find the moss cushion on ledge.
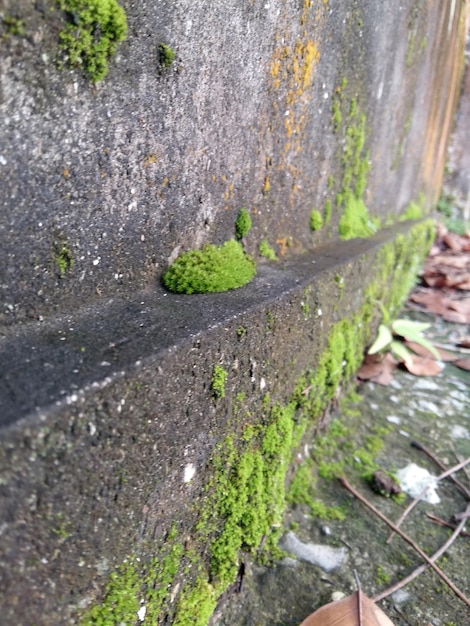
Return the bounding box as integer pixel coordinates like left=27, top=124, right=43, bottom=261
left=163, top=239, right=256, bottom=294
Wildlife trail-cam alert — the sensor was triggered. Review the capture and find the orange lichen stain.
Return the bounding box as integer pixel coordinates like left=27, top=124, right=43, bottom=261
left=275, top=236, right=294, bottom=256
left=161, top=177, right=169, bottom=188
left=263, top=175, right=271, bottom=195
left=63, top=168, right=70, bottom=178
left=224, top=182, right=235, bottom=202
left=143, top=154, right=157, bottom=168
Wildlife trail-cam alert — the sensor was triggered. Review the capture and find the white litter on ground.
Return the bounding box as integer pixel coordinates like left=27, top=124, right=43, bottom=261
left=280, top=531, right=347, bottom=572
left=395, top=463, right=440, bottom=504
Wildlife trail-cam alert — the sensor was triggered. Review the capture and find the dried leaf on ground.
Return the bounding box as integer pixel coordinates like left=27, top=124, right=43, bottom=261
left=357, top=353, right=397, bottom=385
left=410, top=290, right=470, bottom=324
left=454, top=358, right=470, bottom=371
left=299, top=590, right=395, bottom=626
left=404, top=340, right=457, bottom=362
left=457, top=336, right=470, bottom=348
left=403, top=355, right=443, bottom=377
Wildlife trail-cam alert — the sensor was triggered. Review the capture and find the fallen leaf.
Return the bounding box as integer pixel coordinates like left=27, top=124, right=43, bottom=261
left=299, top=590, right=395, bottom=626
left=403, top=355, right=443, bottom=376
left=357, top=353, right=397, bottom=385
left=404, top=340, right=457, bottom=362
left=457, top=336, right=470, bottom=348
left=454, top=358, right=470, bottom=371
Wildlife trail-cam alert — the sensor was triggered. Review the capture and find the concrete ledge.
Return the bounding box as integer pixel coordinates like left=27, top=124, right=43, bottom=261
left=0, top=220, right=434, bottom=624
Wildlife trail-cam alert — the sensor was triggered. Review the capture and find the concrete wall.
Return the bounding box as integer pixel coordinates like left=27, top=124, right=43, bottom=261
left=0, top=1, right=467, bottom=624
left=0, top=0, right=465, bottom=324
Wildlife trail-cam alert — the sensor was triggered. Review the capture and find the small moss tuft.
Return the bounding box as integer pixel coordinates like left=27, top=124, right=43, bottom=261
left=163, top=240, right=256, bottom=294
left=211, top=365, right=228, bottom=400
left=58, top=0, right=127, bottom=82
left=310, top=209, right=323, bottom=231
left=259, top=239, right=278, bottom=260
left=158, top=42, right=176, bottom=68
left=235, top=208, right=252, bottom=240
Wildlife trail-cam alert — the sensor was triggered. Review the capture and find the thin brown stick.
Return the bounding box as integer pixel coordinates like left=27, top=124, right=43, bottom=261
left=426, top=512, right=470, bottom=538
left=386, top=456, right=470, bottom=544
left=339, top=477, right=470, bottom=608
left=373, top=503, right=470, bottom=602
left=411, top=441, right=470, bottom=499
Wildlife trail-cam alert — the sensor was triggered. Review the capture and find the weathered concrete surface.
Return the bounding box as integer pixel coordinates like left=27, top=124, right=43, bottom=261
left=0, top=0, right=468, bottom=624
left=0, top=0, right=466, bottom=325
left=0, top=222, right=433, bottom=624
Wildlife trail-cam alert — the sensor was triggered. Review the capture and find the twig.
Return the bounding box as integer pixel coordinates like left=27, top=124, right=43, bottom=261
left=339, top=477, right=470, bottom=608
left=426, top=512, right=470, bottom=537
left=450, top=443, right=470, bottom=484
left=431, top=342, right=470, bottom=355
left=386, top=456, right=470, bottom=544
left=373, top=503, right=470, bottom=602
left=411, top=441, right=470, bottom=500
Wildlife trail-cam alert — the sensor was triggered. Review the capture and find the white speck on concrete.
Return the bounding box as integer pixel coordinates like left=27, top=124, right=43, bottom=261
left=387, top=415, right=401, bottom=425
left=396, top=463, right=440, bottom=504
left=183, top=463, right=196, bottom=483
left=88, top=422, right=97, bottom=436
left=137, top=604, right=146, bottom=621
left=331, top=591, right=347, bottom=602
left=0, top=155, right=7, bottom=165
left=416, top=399, right=440, bottom=414
left=260, top=377, right=266, bottom=390
left=93, top=258, right=100, bottom=266
left=280, top=531, right=346, bottom=572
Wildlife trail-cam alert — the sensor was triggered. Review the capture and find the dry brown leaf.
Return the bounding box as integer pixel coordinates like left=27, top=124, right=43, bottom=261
left=299, top=590, right=395, bottom=626
left=457, top=336, right=470, bottom=348
left=454, top=358, right=470, bottom=372
left=403, top=355, right=443, bottom=376
left=357, top=353, right=397, bottom=386
left=404, top=340, right=457, bottom=362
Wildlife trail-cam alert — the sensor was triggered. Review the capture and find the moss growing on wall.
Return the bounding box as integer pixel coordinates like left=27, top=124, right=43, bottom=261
left=211, top=365, right=228, bottom=400
left=81, top=221, right=435, bottom=626
left=235, top=208, right=252, bottom=240
left=163, top=240, right=256, bottom=294
left=158, top=42, right=176, bottom=69
left=259, top=239, right=278, bottom=260
left=58, top=0, right=127, bottom=82
left=309, top=209, right=323, bottom=231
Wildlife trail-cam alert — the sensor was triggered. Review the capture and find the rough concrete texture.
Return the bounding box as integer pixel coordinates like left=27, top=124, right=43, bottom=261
left=0, top=221, right=433, bottom=624
left=0, top=0, right=466, bottom=324
left=0, top=0, right=468, bottom=624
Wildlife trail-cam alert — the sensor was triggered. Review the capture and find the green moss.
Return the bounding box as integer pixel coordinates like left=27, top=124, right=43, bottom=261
left=58, top=0, right=127, bottom=82
left=309, top=209, right=323, bottom=231
left=163, top=239, right=256, bottom=294
left=324, top=199, right=332, bottom=225
left=173, top=578, right=217, bottom=626
left=400, top=201, right=423, bottom=221
left=2, top=15, right=26, bottom=36
left=81, top=221, right=435, bottom=626
left=54, top=240, right=74, bottom=277
left=158, top=42, right=176, bottom=68
left=235, top=208, right=252, bottom=240
left=259, top=239, right=278, bottom=260
left=287, top=461, right=345, bottom=520
left=211, top=365, right=228, bottom=400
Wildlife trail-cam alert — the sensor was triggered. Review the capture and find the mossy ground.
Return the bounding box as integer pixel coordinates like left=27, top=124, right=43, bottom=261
left=80, top=221, right=435, bottom=625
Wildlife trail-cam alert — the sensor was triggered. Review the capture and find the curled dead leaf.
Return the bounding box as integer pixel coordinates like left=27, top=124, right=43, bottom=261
left=299, top=590, right=395, bottom=626
left=403, top=355, right=443, bottom=377
left=454, top=358, right=470, bottom=372
left=404, top=340, right=457, bottom=362
left=357, top=353, right=398, bottom=386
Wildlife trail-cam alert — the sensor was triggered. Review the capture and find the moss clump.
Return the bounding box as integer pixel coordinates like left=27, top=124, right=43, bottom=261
left=54, top=241, right=74, bottom=277
left=58, top=0, right=127, bottom=82
left=235, top=208, right=252, bottom=240
left=400, top=201, right=423, bottom=221
left=163, top=240, right=256, bottom=294
left=211, top=365, right=228, bottom=400
left=310, top=209, right=323, bottom=231
left=158, top=42, right=176, bottom=68
left=259, top=239, right=278, bottom=260
left=2, top=15, right=26, bottom=36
